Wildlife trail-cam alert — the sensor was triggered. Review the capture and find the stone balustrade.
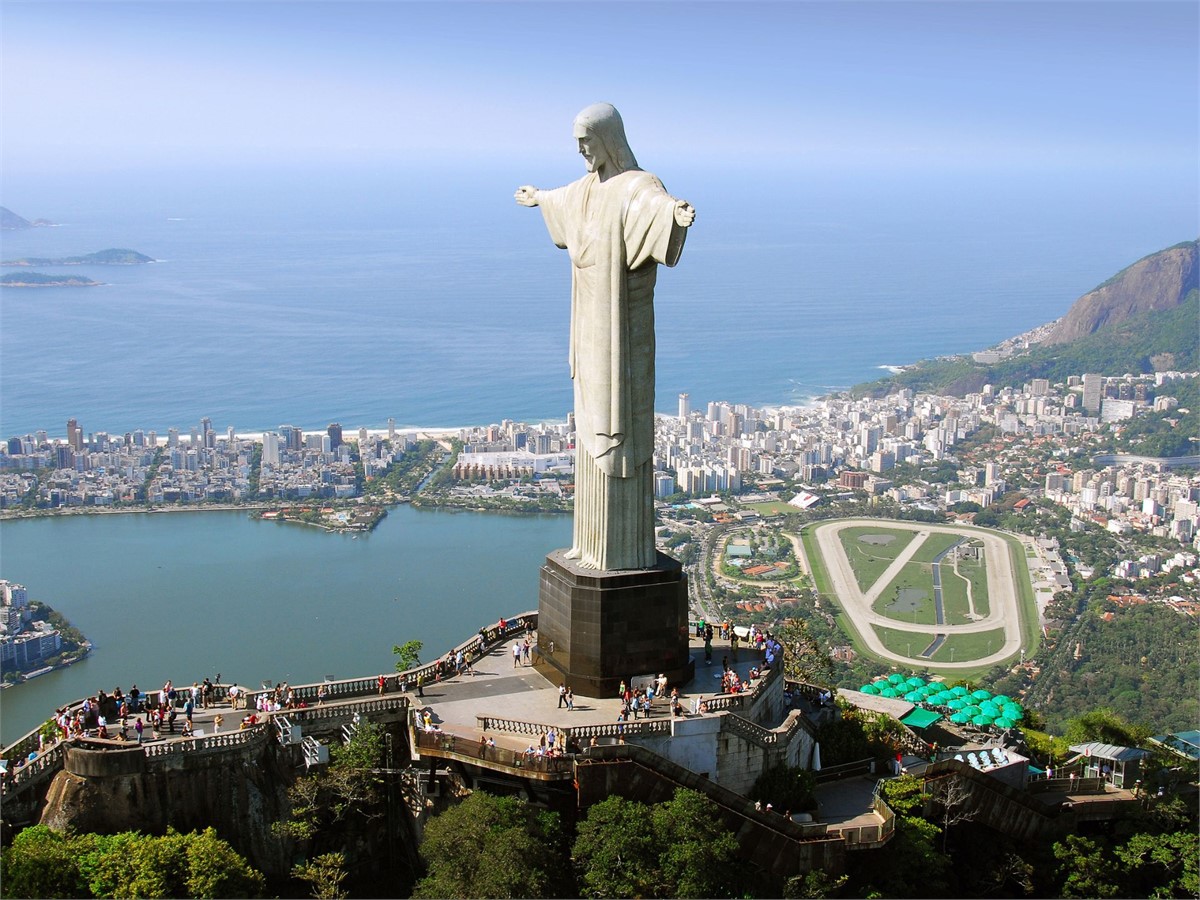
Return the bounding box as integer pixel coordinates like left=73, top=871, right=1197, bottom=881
left=411, top=727, right=574, bottom=779
left=241, top=611, right=537, bottom=711
left=474, top=713, right=671, bottom=741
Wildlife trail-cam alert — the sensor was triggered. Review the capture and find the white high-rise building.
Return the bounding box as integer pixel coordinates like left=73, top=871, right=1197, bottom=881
left=262, top=432, right=281, bottom=466
left=678, top=392, right=691, bottom=421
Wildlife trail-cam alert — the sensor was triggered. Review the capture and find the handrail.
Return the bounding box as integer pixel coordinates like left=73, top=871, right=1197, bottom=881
left=243, top=611, right=537, bottom=710
left=475, top=714, right=671, bottom=741
left=411, top=727, right=574, bottom=778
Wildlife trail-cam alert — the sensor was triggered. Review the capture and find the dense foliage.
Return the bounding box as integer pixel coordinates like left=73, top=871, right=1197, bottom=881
left=0, top=825, right=264, bottom=899
left=411, top=792, right=574, bottom=899
left=1035, top=600, right=1199, bottom=734
left=572, top=789, right=742, bottom=899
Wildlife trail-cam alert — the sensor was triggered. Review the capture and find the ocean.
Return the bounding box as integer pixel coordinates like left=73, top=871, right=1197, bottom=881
left=2, top=162, right=1191, bottom=439
left=0, top=160, right=1193, bottom=743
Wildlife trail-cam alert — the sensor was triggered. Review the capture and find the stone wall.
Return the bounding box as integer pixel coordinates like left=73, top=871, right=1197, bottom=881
left=35, top=729, right=293, bottom=877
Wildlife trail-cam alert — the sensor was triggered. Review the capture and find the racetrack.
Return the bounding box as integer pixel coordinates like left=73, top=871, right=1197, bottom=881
left=808, top=518, right=1025, bottom=669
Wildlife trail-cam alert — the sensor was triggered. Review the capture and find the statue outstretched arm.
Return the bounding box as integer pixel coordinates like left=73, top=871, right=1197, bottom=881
left=514, top=185, right=540, bottom=207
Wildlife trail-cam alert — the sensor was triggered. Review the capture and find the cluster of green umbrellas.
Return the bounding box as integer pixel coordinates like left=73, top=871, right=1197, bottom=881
left=858, top=676, right=1024, bottom=729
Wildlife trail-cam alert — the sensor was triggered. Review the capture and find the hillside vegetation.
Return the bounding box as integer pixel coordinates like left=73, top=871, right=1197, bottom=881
left=855, top=289, right=1197, bottom=398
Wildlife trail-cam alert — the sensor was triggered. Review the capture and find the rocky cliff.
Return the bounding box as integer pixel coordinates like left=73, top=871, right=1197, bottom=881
left=1043, top=240, right=1198, bottom=344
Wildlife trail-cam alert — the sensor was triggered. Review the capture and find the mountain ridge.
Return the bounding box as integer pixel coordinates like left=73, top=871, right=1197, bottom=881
left=852, top=239, right=1199, bottom=398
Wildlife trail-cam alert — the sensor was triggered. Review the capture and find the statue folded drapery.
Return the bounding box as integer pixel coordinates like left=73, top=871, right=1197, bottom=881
left=516, top=103, right=694, bottom=570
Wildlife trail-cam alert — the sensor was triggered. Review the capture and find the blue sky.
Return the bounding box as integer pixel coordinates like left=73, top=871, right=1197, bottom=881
left=1, top=0, right=1197, bottom=178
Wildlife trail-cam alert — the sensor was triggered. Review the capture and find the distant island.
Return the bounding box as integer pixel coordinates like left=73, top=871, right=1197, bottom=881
left=0, top=272, right=102, bottom=288
left=0, top=206, right=56, bottom=230
left=2, top=248, right=154, bottom=267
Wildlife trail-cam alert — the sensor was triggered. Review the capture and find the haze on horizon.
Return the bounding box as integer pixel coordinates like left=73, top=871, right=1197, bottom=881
left=2, top=0, right=1197, bottom=182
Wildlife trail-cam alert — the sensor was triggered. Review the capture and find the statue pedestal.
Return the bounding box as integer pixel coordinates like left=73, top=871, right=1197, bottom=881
left=534, top=549, right=694, bottom=698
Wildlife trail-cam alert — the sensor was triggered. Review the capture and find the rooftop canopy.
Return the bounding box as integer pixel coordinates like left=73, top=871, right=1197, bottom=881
left=1068, top=742, right=1151, bottom=763
left=899, top=708, right=943, bottom=730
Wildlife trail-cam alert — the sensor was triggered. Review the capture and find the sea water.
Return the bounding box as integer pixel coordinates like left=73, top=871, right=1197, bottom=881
left=2, top=163, right=1190, bottom=438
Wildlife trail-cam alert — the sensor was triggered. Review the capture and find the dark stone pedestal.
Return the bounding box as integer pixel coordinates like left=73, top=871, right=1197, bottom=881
left=534, top=549, right=695, bottom=698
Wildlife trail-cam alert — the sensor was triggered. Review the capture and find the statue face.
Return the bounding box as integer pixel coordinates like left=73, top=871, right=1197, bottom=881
left=577, top=133, right=609, bottom=174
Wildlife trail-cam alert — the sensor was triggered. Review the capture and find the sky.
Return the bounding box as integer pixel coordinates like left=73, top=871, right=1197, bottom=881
left=1, top=0, right=1197, bottom=181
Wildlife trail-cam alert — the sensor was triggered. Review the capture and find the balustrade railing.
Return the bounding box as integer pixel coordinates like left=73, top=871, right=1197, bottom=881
left=412, top=728, right=573, bottom=777
left=243, top=611, right=537, bottom=712
left=474, top=714, right=671, bottom=742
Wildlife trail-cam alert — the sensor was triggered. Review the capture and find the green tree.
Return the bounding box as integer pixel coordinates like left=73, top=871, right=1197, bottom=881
left=412, top=791, right=573, bottom=899
left=392, top=639, right=423, bottom=672
left=572, top=795, right=658, bottom=898
left=1064, top=708, right=1150, bottom=748
left=1054, top=835, right=1121, bottom=898
left=1115, top=830, right=1200, bottom=899
left=0, top=826, right=264, bottom=899
left=292, top=852, right=349, bottom=900
left=775, top=618, right=835, bottom=687
left=0, top=825, right=92, bottom=898
left=573, top=788, right=741, bottom=899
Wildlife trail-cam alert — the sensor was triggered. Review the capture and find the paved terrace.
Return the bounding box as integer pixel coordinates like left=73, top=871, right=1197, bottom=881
left=408, top=633, right=774, bottom=755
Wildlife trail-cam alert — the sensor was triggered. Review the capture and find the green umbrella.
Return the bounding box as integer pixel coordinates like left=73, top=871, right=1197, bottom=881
left=905, top=676, right=925, bottom=689
left=904, top=691, right=923, bottom=703
left=860, top=683, right=880, bottom=694
left=993, top=717, right=1015, bottom=729
left=888, top=673, right=906, bottom=685
left=950, top=712, right=970, bottom=724
left=971, top=714, right=994, bottom=726
left=963, top=705, right=981, bottom=717
left=947, top=698, right=966, bottom=711
left=1003, top=705, right=1024, bottom=720
left=992, top=694, right=1011, bottom=706
left=880, top=687, right=900, bottom=698
left=951, top=686, right=969, bottom=697
left=972, top=689, right=992, bottom=701
left=980, top=701, right=1001, bottom=716
left=934, top=690, right=956, bottom=705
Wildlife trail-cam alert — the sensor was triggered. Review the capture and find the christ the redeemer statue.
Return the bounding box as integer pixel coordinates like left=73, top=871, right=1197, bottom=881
left=516, top=102, right=695, bottom=571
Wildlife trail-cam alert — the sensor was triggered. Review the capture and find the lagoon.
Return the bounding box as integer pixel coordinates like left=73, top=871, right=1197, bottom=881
left=0, top=505, right=571, bottom=744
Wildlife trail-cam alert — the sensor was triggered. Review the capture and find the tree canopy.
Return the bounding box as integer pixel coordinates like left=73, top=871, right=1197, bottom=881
left=572, top=788, right=742, bottom=899
left=0, top=825, right=264, bottom=899
left=411, top=792, right=573, bottom=899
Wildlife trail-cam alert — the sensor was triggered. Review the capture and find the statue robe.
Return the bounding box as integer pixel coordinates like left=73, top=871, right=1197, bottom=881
left=538, top=168, right=687, bottom=570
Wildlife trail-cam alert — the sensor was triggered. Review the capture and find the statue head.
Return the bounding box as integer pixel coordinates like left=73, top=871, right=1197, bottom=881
left=572, top=102, right=638, bottom=175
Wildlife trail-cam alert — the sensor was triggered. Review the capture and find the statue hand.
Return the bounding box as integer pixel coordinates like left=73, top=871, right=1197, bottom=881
left=674, top=200, right=695, bottom=228
left=515, top=185, right=540, bottom=207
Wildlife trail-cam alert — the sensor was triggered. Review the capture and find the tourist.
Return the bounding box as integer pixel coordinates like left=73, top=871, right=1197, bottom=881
left=566, top=687, right=574, bottom=711
left=558, top=683, right=567, bottom=708
left=317, top=684, right=328, bottom=706
left=214, top=714, right=224, bottom=733
left=377, top=674, right=386, bottom=695
left=513, top=642, right=522, bottom=667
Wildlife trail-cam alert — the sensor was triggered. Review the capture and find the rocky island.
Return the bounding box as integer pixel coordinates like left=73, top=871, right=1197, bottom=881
left=0, top=272, right=102, bottom=288
left=2, top=248, right=154, bottom=267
